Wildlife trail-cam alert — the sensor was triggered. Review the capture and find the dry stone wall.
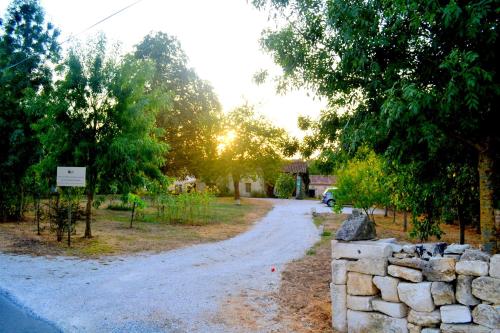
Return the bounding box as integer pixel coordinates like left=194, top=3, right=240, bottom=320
left=331, top=239, right=500, bottom=333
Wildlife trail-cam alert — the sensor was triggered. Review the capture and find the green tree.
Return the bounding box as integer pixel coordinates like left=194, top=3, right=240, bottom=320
left=0, top=0, right=59, bottom=220
left=254, top=0, right=499, bottom=252
left=333, top=151, right=388, bottom=221
left=34, top=36, right=167, bottom=238
left=275, top=173, right=295, bottom=199
left=134, top=32, right=222, bottom=181
left=219, top=104, right=296, bottom=202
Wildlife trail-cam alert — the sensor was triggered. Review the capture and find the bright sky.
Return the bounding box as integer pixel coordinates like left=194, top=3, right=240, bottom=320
left=0, top=0, right=326, bottom=138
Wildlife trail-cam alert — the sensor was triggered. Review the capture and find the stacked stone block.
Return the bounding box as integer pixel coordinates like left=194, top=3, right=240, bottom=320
left=331, top=240, right=500, bottom=333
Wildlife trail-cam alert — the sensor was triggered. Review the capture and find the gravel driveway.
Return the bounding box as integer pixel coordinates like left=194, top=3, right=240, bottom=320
left=0, top=199, right=332, bottom=333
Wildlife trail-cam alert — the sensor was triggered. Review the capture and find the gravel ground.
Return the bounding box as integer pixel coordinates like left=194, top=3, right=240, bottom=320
left=0, top=199, right=332, bottom=333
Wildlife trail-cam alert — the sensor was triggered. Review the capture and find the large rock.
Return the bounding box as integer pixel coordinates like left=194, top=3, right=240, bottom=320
left=331, top=283, right=347, bottom=332
left=346, top=295, right=376, bottom=311
left=347, top=272, right=379, bottom=296
left=407, top=323, right=421, bottom=333
left=456, top=275, right=480, bottom=306
left=421, top=329, right=440, bottom=333
left=472, top=276, right=500, bottom=304
left=388, top=265, right=423, bottom=282
left=388, top=257, right=428, bottom=270
left=440, top=323, right=491, bottom=333
left=460, top=249, right=490, bottom=262
left=332, top=240, right=393, bottom=260
left=440, top=305, right=472, bottom=324
left=373, top=275, right=400, bottom=302
left=347, top=258, right=388, bottom=276
left=407, top=309, right=441, bottom=326
left=444, top=244, right=470, bottom=254
left=347, top=310, right=409, bottom=333
left=431, top=281, right=455, bottom=305
left=490, top=254, right=500, bottom=278
left=472, top=304, right=500, bottom=329
left=455, top=260, right=489, bottom=276
left=423, top=257, right=456, bottom=282
left=398, top=282, right=435, bottom=312
left=335, top=213, right=376, bottom=241
left=371, top=299, right=408, bottom=318
left=332, top=259, right=348, bottom=284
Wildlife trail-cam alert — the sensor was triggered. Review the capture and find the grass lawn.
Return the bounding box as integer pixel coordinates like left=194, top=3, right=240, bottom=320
left=0, top=197, right=273, bottom=258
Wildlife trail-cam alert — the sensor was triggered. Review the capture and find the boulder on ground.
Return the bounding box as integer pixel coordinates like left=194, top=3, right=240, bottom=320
left=335, top=213, right=376, bottom=241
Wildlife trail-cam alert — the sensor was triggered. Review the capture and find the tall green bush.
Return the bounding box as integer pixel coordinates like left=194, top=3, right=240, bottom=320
left=275, top=174, right=295, bottom=199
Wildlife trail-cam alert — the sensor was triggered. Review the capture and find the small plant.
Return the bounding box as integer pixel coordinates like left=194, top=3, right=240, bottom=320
left=126, top=193, right=145, bottom=228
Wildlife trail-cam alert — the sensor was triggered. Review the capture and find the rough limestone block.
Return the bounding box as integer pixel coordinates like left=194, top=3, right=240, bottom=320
left=332, top=240, right=393, bottom=260
left=444, top=254, right=461, bottom=260
left=388, top=265, right=423, bottom=282
left=444, top=244, right=470, bottom=254
left=335, top=214, right=376, bottom=241
left=472, top=276, right=500, bottom=304
left=331, top=283, right=347, bottom=333
left=371, top=299, right=408, bottom=318
left=421, top=329, right=440, bottom=333
left=332, top=259, right=348, bottom=284
left=490, top=254, right=500, bottom=278
left=431, top=281, right=455, bottom=305
left=389, top=257, right=428, bottom=270
left=456, top=275, right=480, bottom=306
left=373, top=275, right=400, bottom=302
left=407, top=323, right=421, bottom=333
left=403, top=244, right=416, bottom=254
left=394, top=252, right=412, bottom=259
left=423, top=257, right=456, bottom=282
left=440, top=304, right=472, bottom=324
left=347, top=272, right=378, bottom=296
left=461, top=249, right=491, bottom=262
left=398, top=282, right=435, bottom=312
left=347, top=310, right=409, bottom=333
left=407, top=309, right=441, bottom=326
left=346, top=295, right=376, bottom=311
left=347, top=258, right=388, bottom=276
left=440, top=323, right=491, bottom=333
left=455, top=260, right=489, bottom=276
left=472, top=304, right=500, bottom=329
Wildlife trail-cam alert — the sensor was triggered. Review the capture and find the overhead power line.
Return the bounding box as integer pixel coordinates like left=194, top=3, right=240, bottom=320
left=0, top=0, right=145, bottom=73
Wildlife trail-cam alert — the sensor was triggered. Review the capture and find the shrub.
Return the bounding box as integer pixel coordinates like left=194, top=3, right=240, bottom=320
left=275, top=174, right=295, bottom=199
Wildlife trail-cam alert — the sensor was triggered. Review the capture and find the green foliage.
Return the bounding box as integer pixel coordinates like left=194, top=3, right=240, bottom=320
left=32, top=35, right=168, bottom=237
left=154, top=191, right=215, bottom=225
left=333, top=151, right=388, bottom=221
left=254, top=0, right=499, bottom=247
left=218, top=104, right=296, bottom=200
left=134, top=32, right=222, bottom=181
left=275, top=173, right=295, bottom=199
left=0, top=0, right=60, bottom=220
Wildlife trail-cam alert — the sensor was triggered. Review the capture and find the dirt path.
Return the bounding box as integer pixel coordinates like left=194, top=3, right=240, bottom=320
left=0, top=199, right=329, bottom=333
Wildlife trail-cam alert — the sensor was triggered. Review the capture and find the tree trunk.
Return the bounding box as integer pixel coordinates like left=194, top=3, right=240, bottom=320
left=393, top=207, right=396, bottom=224
left=458, top=204, right=465, bottom=245
left=130, top=201, right=136, bottom=228
left=84, top=190, right=93, bottom=238
left=478, top=148, right=497, bottom=253
left=36, top=198, right=40, bottom=235
left=384, top=206, right=388, bottom=217
left=403, top=211, right=408, bottom=232
left=233, top=174, right=241, bottom=205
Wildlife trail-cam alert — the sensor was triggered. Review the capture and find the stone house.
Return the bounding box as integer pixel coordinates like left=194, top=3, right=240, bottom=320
left=309, top=175, right=337, bottom=198
left=226, top=175, right=266, bottom=197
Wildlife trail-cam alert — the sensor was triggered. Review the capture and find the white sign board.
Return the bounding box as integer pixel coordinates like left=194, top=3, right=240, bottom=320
left=57, top=167, right=86, bottom=187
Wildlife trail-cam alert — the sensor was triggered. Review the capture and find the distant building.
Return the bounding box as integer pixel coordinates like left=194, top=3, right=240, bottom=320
left=283, top=160, right=309, bottom=199
left=309, top=175, right=337, bottom=198
left=226, top=175, right=266, bottom=197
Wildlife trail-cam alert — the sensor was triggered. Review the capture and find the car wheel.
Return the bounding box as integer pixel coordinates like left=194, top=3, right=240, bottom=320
left=327, top=199, right=334, bottom=207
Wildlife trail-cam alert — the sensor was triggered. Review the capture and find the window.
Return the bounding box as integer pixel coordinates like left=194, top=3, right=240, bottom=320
left=245, top=183, right=252, bottom=193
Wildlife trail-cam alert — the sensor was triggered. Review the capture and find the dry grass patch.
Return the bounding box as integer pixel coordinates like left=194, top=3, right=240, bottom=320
left=0, top=197, right=273, bottom=258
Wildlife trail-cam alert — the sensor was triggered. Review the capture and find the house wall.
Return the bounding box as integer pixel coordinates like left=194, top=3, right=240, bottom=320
left=309, top=184, right=331, bottom=198
left=227, top=176, right=265, bottom=197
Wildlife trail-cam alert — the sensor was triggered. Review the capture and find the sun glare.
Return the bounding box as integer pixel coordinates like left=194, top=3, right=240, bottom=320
left=217, top=130, right=237, bottom=153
